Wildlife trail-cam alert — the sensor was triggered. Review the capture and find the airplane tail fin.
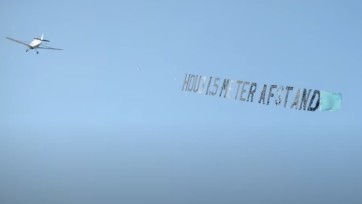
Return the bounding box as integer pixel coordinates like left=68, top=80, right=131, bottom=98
left=34, top=34, right=49, bottom=42
left=40, top=34, right=50, bottom=42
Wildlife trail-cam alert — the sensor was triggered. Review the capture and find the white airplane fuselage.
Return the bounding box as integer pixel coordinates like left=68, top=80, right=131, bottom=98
left=29, top=39, right=42, bottom=49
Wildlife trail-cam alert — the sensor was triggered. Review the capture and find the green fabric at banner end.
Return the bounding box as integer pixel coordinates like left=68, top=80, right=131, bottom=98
left=320, top=91, right=342, bottom=111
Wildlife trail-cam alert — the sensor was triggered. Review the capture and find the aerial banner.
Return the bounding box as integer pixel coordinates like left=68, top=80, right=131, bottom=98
left=181, top=73, right=342, bottom=112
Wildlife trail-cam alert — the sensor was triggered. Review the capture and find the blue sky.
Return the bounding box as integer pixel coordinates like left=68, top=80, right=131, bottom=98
left=1, top=1, right=362, bottom=203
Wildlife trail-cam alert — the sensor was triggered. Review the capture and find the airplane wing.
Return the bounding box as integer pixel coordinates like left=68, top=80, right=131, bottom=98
left=38, top=45, right=63, bottom=50
left=6, top=37, right=30, bottom=47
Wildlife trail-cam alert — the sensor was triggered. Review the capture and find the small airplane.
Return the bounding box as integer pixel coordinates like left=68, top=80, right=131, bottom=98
left=6, top=34, right=62, bottom=54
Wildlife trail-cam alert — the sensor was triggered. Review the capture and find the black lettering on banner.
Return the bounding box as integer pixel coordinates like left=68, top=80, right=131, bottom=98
left=258, top=84, right=267, bottom=104
left=219, top=79, right=230, bottom=98
left=299, top=89, right=312, bottom=110
left=308, top=90, right=320, bottom=112
left=193, top=75, right=201, bottom=93
left=181, top=73, right=336, bottom=112
left=187, top=74, right=195, bottom=92
left=267, top=85, right=277, bottom=105
left=275, top=86, right=284, bottom=106
left=247, top=82, right=257, bottom=102
left=198, top=76, right=207, bottom=94
left=291, top=89, right=301, bottom=109
left=240, top=81, right=250, bottom=101
left=284, top=86, right=293, bottom=108
left=211, top=78, right=220, bottom=95
left=235, top=80, right=243, bottom=100
left=206, top=76, right=213, bottom=95
left=226, top=80, right=235, bottom=99
left=181, top=73, right=190, bottom=91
